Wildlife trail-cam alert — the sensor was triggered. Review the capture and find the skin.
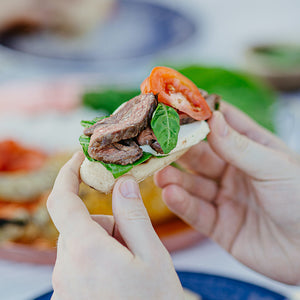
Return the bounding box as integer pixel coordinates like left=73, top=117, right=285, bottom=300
left=47, top=152, right=184, bottom=300
left=47, top=102, right=300, bottom=298
left=155, top=103, right=300, bottom=285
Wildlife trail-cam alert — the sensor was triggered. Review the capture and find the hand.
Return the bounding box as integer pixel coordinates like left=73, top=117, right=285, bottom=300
left=155, top=103, right=300, bottom=285
left=47, top=152, right=184, bottom=300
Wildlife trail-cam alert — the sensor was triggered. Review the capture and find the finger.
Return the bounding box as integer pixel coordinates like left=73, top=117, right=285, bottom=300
left=47, top=152, right=96, bottom=236
left=177, top=142, right=226, bottom=180
left=207, top=111, right=291, bottom=180
left=51, top=292, right=60, bottom=300
left=91, top=215, right=115, bottom=236
left=154, top=166, right=218, bottom=202
left=161, top=184, right=216, bottom=236
left=53, top=151, right=84, bottom=194
left=112, top=176, right=164, bottom=260
left=221, top=102, right=291, bottom=153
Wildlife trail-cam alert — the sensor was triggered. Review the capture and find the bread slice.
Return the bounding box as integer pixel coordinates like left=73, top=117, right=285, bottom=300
left=80, top=148, right=187, bottom=194
left=80, top=121, right=210, bottom=194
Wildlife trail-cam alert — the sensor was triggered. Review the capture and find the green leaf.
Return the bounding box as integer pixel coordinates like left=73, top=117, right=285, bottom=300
left=177, top=65, right=276, bottom=132
left=80, top=116, right=108, bottom=128
left=79, top=135, right=95, bottom=161
left=82, top=89, right=139, bottom=114
left=103, top=152, right=153, bottom=178
left=151, top=103, right=180, bottom=154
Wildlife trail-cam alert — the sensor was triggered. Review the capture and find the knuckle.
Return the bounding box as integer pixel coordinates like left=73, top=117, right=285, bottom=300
left=233, top=132, right=249, bottom=153
left=121, top=206, right=149, bottom=222
left=181, top=197, right=198, bottom=227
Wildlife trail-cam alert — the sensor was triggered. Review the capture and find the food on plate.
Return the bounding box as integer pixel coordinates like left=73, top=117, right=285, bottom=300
left=0, top=194, right=57, bottom=245
left=80, top=177, right=174, bottom=225
left=0, top=140, right=70, bottom=202
left=0, top=140, right=69, bottom=244
left=0, top=0, right=115, bottom=35
left=80, top=67, right=220, bottom=193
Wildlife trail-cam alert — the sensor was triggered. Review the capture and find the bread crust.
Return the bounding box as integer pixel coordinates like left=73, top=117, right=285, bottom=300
left=80, top=149, right=187, bottom=194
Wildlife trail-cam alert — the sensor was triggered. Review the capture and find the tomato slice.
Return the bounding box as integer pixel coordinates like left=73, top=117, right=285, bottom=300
left=140, top=66, right=212, bottom=121
left=0, top=140, right=47, bottom=172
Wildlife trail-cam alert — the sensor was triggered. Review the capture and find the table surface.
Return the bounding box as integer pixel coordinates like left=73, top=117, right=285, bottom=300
left=1, top=0, right=300, bottom=299
left=1, top=239, right=300, bottom=300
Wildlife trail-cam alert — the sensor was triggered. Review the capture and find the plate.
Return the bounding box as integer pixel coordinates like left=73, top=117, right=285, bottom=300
left=0, top=0, right=196, bottom=72
left=0, top=79, right=205, bottom=264
left=33, top=272, right=288, bottom=300
left=0, top=219, right=205, bottom=265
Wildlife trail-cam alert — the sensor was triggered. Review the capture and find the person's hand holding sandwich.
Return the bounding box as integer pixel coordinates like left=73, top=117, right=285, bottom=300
left=47, top=67, right=300, bottom=299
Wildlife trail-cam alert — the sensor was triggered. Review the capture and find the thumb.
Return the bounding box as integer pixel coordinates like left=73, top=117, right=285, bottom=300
left=112, top=176, right=163, bottom=260
left=207, top=111, right=286, bottom=180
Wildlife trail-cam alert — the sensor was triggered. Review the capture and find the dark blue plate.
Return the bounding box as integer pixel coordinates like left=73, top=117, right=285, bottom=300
left=33, top=271, right=287, bottom=300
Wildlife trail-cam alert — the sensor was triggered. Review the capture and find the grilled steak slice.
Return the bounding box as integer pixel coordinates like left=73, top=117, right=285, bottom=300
left=84, top=117, right=115, bottom=136
left=179, top=113, right=195, bottom=125
left=136, top=127, right=156, bottom=146
left=87, top=94, right=157, bottom=149
left=88, top=139, right=143, bottom=165
left=137, top=127, right=164, bottom=154
left=151, top=141, right=164, bottom=154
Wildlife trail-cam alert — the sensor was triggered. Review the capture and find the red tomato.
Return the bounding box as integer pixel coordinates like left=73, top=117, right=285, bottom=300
left=141, top=66, right=212, bottom=121
left=0, top=140, right=47, bottom=172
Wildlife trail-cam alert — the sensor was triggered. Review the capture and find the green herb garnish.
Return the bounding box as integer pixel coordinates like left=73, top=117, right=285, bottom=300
left=151, top=103, right=180, bottom=154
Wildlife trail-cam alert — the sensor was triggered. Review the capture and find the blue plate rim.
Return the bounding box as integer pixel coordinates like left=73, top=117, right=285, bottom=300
left=33, top=271, right=288, bottom=300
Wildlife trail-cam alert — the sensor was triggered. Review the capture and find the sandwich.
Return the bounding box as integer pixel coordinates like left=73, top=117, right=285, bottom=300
left=79, top=67, right=220, bottom=193
left=0, top=139, right=68, bottom=244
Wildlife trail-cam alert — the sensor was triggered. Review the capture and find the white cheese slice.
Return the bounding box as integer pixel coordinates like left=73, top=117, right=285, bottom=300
left=140, top=120, right=210, bottom=156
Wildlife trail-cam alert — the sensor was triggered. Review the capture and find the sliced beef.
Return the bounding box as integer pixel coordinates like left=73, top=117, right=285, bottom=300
left=179, top=113, right=195, bottom=125
left=87, top=93, right=157, bottom=149
left=136, top=127, right=156, bottom=146
left=88, top=139, right=143, bottom=165
left=151, top=141, right=164, bottom=154
left=137, top=127, right=164, bottom=154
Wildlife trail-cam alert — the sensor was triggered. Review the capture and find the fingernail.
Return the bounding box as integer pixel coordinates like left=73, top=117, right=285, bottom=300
left=215, top=112, right=228, bottom=137
left=120, top=179, right=140, bottom=199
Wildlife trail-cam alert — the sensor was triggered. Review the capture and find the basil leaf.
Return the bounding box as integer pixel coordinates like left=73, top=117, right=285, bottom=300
left=103, top=152, right=153, bottom=178
left=80, top=116, right=108, bottom=128
left=133, top=152, right=152, bottom=165
left=79, top=131, right=153, bottom=179
left=151, top=103, right=180, bottom=154
left=102, top=163, right=133, bottom=179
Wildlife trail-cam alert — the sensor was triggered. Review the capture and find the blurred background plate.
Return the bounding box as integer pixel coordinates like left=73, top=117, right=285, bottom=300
left=0, top=77, right=205, bottom=264
left=0, top=220, right=205, bottom=265
left=0, top=0, right=196, bottom=79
